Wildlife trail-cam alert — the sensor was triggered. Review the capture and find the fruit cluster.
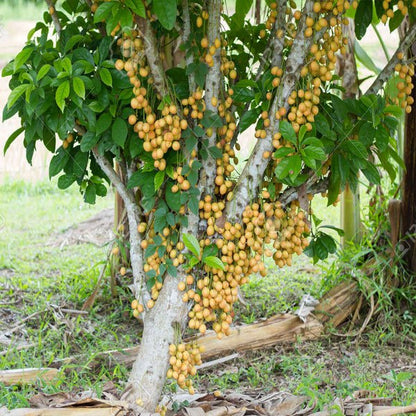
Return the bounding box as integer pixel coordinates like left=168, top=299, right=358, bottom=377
left=167, top=342, right=204, bottom=394
left=393, top=55, right=415, bottom=114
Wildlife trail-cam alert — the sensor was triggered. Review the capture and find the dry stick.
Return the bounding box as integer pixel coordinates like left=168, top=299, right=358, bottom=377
left=348, top=294, right=363, bottom=332
left=333, top=295, right=375, bottom=337
left=82, top=250, right=111, bottom=311
left=45, top=0, right=62, bottom=35
left=367, top=22, right=416, bottom=95
left=0, top=343, right=36, bottom=357
left=60, top=309, right=88, bottom=315
left=196, top=353, right=239, bottom=371
left=1, top=311, right=43, bottom=337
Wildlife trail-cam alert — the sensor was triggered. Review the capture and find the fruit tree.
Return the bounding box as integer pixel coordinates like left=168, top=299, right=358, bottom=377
left=3, top=0, right=416, bottom=411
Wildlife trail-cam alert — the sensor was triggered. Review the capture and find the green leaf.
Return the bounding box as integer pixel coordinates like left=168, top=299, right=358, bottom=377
left=193, top=62, right=209, bottom=89
left=354, top=39, right=380, bottom=74
left=288, top=154, right=302, bottom=181
left=80, top=132, right=98, bottom=152
left=354, top=0, right=372, bottom=39
left=3, top=127, right=24, bottom=155
left=153, top=0, right=177, bottom=30
left=13, top=46, right=34, bottom=72
left=183, top=233, right=201, bottom=258
left=361, top=161, right=380, bottom=184
left=208, top=146, right=223, bottom=159
left=7, top=84, right=30, bottom=109
left=112, top=117, right=128, bottom=146
left=303, top=145, right=326, bottom=161
left=37, top=64, right=52, bottom=82
left=73, top=77, right=86, bottom=99
left=84, top=183, right=97, bottom=204
left=124, top=0, right=146, bottom=17
left=96, top=113, right=112, bottom=136
left=154, top=170, right=165, bottom=190
left=58, top=174, right=76, bottom=189
left=275, top=157, right=292, bottom=179
left=274, top=147, right=293, bottom=159
left=239, top=108, right=260, bottom=133
left=203, top=256, right=225, bottom=271
left=49, top=149, right=70, bottom=178
left=55, top=80, right=70, bottom=112
left=99, top=68, right=113, bottom=87
left=279, top=120, right=297, bottom=145
left=319, top=233, right=337, bottom=255
left=345, top=140, right=368, bottom=159
left=167, top=263, right=178, bottom=277
left=73, top=151, right=89, bottom=177
left=166, top=184, right=181, bottom=211
left=2, top=61, right=14, bottom=77
left=201, top=110, right=223, bottom=128
left=389, top=9, right=404, bottom=32
left=188, top=256, right=200, bottom=269
left=233, top=0, right=253, bottom=28
left=60, top=57, right=72, bottom=75
left=94, top=1, right=116, bottom=22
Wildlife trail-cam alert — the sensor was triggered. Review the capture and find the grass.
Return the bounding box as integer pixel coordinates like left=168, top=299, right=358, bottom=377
left=0, top=178, right=415, bottom=410
left=0, top=179, right=140, bottom=407
left=0, top=0, right=43, bottom=22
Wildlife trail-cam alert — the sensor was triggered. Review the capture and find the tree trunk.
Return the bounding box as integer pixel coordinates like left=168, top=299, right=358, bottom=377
left=121, top=274, right=188, bottom=409
left=401, top=71, right=416, bottom=274
left=340, top=19, right=361, bottom=246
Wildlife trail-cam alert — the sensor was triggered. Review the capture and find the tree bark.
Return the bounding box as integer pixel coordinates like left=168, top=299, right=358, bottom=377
left=401, top=72, right=416, bottom=274
left=121, top=274, right=188, bottom=410
left=340, top=19, right=361, bottom=246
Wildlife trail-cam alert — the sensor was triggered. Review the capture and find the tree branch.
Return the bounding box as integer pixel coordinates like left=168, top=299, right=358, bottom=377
left=199, top=0, right=222, bottom=196
left=255, top=0, right=287, bottom=81
left=279, top=177, right=329, bottom=207
left=366, top=22, right=416, bottom=95
left=226, top=0, right=318, bottom=222
left=182, top=0, right=196, bottom=93
left=136, top=17, right=170, bottom=98
left=45, top=0, right=62, bottom=35
left=92, top=148, right=146, bottom=301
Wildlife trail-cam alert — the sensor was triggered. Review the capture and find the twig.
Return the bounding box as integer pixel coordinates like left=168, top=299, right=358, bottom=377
left=0, top=343, right=36, bottom=357
left=196, top=353, right=239, bottom=370
left=45, top=0, right=62, bottom=35
left=61, top=308, right=89, bottom=315
left=366, top=22, right=416, bottom=95
left=1, top=311, right=43, bottom=337
left=82, top=251, right=111, bottom=311
left=333, top=294, right=375, bottom=337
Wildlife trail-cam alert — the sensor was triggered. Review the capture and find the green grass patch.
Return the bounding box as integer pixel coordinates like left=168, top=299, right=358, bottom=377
left=0, top=0, right=44, bottom=21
